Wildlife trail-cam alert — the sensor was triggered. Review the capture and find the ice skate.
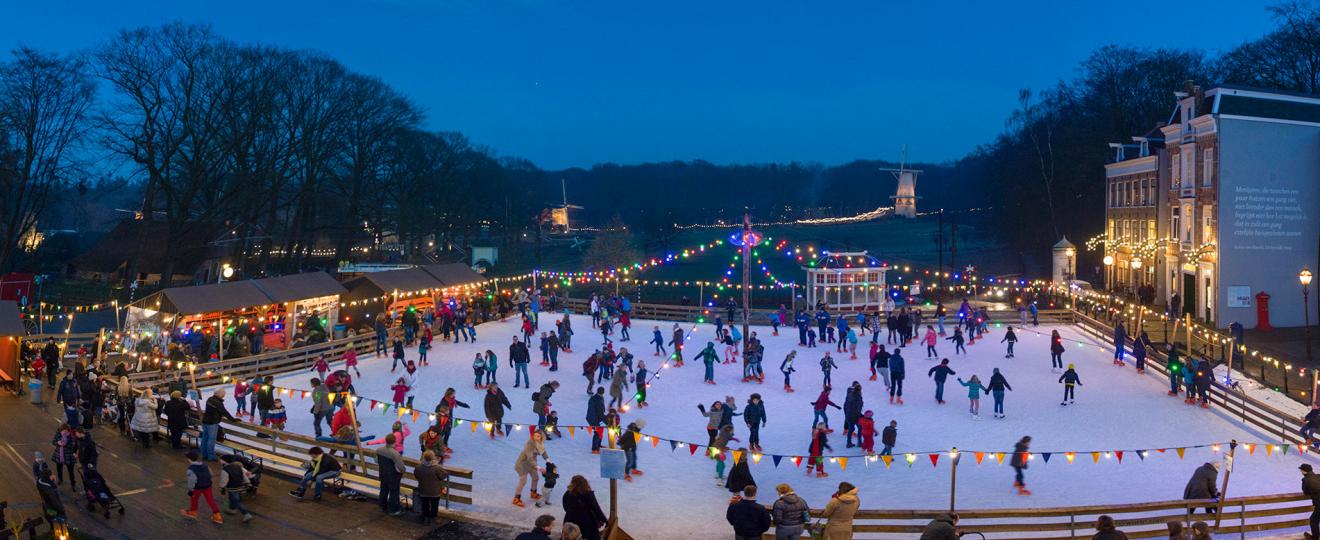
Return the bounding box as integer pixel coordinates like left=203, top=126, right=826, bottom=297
left=512, top=495, right=525, bottom=507
left=1017, top=486, right=1032, bottom=495
left=631, top=469, right=644, bottom=476
left=888, top=395, right=895, bottom=404
left=896, top=397, right=904, bottom=405
left=869, top=374, right=877, bottom=381
left=530, top=490, right=542, bottom=500
left=624, top=475, right=633, bottom=482
left=1060, top=401, right=1068, bottom=406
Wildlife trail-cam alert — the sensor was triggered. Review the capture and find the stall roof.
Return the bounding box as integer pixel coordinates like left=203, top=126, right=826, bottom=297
left=0, top=301, right=23, bottom=336
left=252, top=272, right=346, bottom=303
left=349, top=267, right=444, bottom=294
left=420, top=263, right=486, bottom=287
left=136, top=280, right=274, bottom=315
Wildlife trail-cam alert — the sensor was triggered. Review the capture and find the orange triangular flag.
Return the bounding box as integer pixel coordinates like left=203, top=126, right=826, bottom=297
left=881, top=455, right=893, bottom=469
left=633, top=432, right=641, bottom=445
left=838, top=457, right=848, bottom=471
left=974, top=452, right=985, bottom=465
left=1176, top=447, right=1186, bottom=459
left=568, top=426, right=576, bottom=438
left=412, top=411, right=420, bottom=422
left=469, top=421, right=478, bottom=432
left=732, top=450, right=743, bottom=464
left=1246, top=444, right=1255, bottom=455
left=1091, top=452, right=1101, bottom=464
left=301, top=390, right=308, bottom=399
left=651, top=436, right=660, bottom=448
left=1266, top=445, right=1273, bottom=457
left=1065, top=452, right=1076, bottom=464
left=995, top=452, right=1005, bottom=464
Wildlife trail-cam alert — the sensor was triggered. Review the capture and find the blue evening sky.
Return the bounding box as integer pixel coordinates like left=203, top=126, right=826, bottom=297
left=2, top=1, right=1276, bottom=169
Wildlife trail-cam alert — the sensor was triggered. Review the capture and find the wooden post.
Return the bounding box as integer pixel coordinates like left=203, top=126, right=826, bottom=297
left=1311, top=369, right=1318, bottom=407
left=187, top=362, right=201, bottom=404
left=1213, top=440, right=1237, bottom=528
left=1185, top=314, right=1193, bottom=358
left=949, top=448, right=959, bottom=513
left=342, top=392, right=370, bottom=471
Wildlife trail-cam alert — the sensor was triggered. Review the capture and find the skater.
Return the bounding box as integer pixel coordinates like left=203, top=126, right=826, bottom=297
left=857, top=411, right=876, bottom=453
left=547, top=331, right=561, bottom=371
left=512, top=432, right=549, bottom=508
left=1011, top=436, right=1032, bottom=495
left=744, top=394, right=767, bottom=452
left=928, top=359, right=956, bottom=404
left=484, top=383, right=512, bottom=437
left=795, top=310, right=810, bottom=346
left=485, top=350, right=499, bottom=386
left=620, top=420, right=644, bottom=481
left=1167, top=344, right=1184, bottom=396
left=698, top=401, right=725, bottom=447
left=815, top=308, right=831, bottom=344
left=343, top=347, right=361, bottom=378
left=182, top=451, right=223, bottom=523
left=582, top=352, right=600, bottom=392
left=888, top=348, right=906, bottom=404
left=722, top=331, right=739, bottom=364
left=669, top=324, right=686, bottom=366
left=1049, top=330, right=1065, bottom=371
left=1193, top=360, right=1213, bottom=408
left=923, top=326, right=938, bottom=359
left=607, top=368, right=628, bottom=409
left=958, top=375, right=988, bottom=417
left=1300, top=464, right=1320, bottom=539
left=811, top=386, right=841, bottom=429
left=946, top=327, right=966, bottom=355
left=769, top=311, right=781, bottom=336
left=1113, top=321, right=1128, bottom=366
left=880, top=420, right=897, bottom=455
left=805, top=426, right=832, bottom=478
left=511, top=336, right=532, bottom=389
left=310, top=356, right=329, bottom=383
left=533, top=381, right=558, bottom=431
left=539, top=332, right=551, bottom=366
left=842, top=382, right=863, bottom=448
left=988, top=368, right=1013, bottom=418
left=533, top=462, right=561, bottom=510
left=1059, top=364, right=1082, bottom=405
left=391, top=337, right=405, bottom=371
left=418, top=327, right=431, bottom=366
left=472, top=354, right=487, bottom=389
left=650, top=326, right=666, bottom=356
left=587, top=388, right=606, bottom=453
left=819, top=353, right=838, bottom=387
left=1001, top=326, right=1018, bottom=358
left=807, top=327, right=817, bottom=348
left=872, top=345, right=891, bottom=389
left=780, top=351, right=797, bottom=392
left=711, top=425, right=739, bottom=482
left=1133, top=331, right=1150, bottom=374
left=634, top=361, right=649, bottom=407
left=697, top=342, right=719, bottom=384
left=1182, top=357, right=1198, bottom=404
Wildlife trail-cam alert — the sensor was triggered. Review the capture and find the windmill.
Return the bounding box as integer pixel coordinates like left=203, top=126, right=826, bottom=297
left=880, top=146, right=922, bottom=218
left=547, top=178, right=584, bottom=234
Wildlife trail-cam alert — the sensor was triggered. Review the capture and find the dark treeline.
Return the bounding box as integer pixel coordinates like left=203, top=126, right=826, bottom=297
left=3, top=2, right=1318, bottom=278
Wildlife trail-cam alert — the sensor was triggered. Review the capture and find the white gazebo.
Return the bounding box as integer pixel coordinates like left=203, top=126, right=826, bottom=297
left=804, top=251, right=889, bottom=311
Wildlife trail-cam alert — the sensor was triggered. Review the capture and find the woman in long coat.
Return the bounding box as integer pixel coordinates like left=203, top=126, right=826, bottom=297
left=129, top=388, right=159, bottom=448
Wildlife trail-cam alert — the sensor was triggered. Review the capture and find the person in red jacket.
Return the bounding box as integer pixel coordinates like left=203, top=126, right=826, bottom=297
left=857, top=411, right=876, bottom=453
left=811, top=387, right=841, bottom=431
left=804, top=426, right=832, bottom=478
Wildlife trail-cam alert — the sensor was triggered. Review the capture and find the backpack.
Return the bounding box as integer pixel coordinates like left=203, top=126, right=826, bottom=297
left=531, top=391, right=540, bottom=403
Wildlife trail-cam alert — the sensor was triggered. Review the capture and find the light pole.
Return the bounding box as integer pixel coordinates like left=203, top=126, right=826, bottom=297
left=1302, top=266, right=1313, bottom=365
left=1103, top=255, right=1115, bottom=320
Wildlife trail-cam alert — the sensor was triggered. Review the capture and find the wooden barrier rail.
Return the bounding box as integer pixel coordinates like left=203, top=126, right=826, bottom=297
left=1070, top=310, right=1310, bottom=448
left=764, top=492, right=1311, bottom=539
left=126, top=331, right=384, bottom=389
left=216, top=421, right=474, bottom=507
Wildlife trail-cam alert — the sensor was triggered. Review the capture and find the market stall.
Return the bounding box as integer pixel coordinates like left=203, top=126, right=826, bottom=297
left=251, top=272, right=347, bottom=347
left=0, top=301, right=23, bottom=384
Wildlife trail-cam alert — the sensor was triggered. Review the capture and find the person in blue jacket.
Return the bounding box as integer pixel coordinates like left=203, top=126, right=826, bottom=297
left=1058, top=364, right=1082, bottom=405
left=928, top=359, right=956, bottom=404
left=815, top=309, right=831, bottom=344
left=795, top=311, right=811, bottom=346
left=650, top=326, right=666, bottom=357
left=1132, top=331, right=1149, bottom=374
left=1113, top=321, right=1128, bottom=366
left=1182, top=357, right=1198, bottom=404
left=888, top=348, right=906, bottom=404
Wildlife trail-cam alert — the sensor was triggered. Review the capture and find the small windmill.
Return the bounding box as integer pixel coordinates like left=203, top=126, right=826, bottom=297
left=547, top=178, right=584, bottom=234
left=879, top=146, right=922, bottom=218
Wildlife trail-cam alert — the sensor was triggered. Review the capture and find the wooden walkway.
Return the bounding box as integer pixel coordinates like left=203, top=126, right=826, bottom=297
left=0, top=390, right=477, bottom=540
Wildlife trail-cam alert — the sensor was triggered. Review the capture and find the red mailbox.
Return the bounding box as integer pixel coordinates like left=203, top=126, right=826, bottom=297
left=1255, top=291, right=1272, bottom=331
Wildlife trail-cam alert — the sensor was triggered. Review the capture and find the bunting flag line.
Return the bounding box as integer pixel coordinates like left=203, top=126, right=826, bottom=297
left=838, top=457, right=849, bottom=471
left=974, top=452, right=985, bottom=465
left=772, top=455, right=783, bottom=468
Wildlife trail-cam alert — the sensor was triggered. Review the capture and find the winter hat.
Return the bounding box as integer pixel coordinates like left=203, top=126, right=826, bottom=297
left=633, top=418, right=647, bottom=429
left=1067, top=363, right=1075, bottom=369
left=33, top=451, right=44, bottom=461
left=863, top=410, right=873, bottom=417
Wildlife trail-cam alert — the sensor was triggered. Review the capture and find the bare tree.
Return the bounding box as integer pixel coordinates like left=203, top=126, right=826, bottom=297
left=0, top=47, right=95, bottom=272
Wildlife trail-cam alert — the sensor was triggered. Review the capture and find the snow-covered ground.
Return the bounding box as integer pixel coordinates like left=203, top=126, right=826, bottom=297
left=257, top=314, right=1314, bottom=538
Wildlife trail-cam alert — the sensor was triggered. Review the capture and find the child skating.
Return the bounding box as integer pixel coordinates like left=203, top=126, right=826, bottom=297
left=946, top=328, right=966, bottom=355
left=780, top=351, right=797, bottom=392
left=957, top=375, right=988, bottom=418
left=922, top=326, right=938, bottom=359
left=1001, top=326, right=1018, bottom=358
left=1058, top=364, right=1082, bottom=405
left=819, top=353, right=838, bottom=387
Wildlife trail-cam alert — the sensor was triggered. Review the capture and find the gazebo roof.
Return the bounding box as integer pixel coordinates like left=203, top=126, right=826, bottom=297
left=1053, top=236, right=1076, bottom=249
left=809, top=251, right=886, bottom=270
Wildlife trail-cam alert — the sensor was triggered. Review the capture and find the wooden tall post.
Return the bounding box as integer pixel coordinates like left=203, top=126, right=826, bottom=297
left=1185, top=314, right=1194, bottom=357
left=741, top=212, right=752, bottom=350
left=342, top=392, right=370, bottom=471
left=1213, top=440, right=1237, bottom=528
left=1311, top=369, right=1318, bottom=407
left=186, top=363, right=200, bottom=404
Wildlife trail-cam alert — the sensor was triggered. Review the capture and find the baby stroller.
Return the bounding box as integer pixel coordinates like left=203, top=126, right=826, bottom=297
left=80, top=464, right=125, bottom=518
left=220, top=453, right=264, bottom=499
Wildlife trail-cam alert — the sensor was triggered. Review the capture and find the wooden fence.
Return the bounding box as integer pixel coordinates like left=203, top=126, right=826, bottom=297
left=126, top=331, right=384, bottom=389
left=766, top=492, right=1312, bottom=539
left=217, top=421, right=474, bottom=507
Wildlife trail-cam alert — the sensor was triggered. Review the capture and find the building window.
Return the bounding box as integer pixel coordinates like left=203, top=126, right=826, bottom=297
left=1171, top=207, right=1180, bottom=240
left=1202, top=148, right=1213, bottom=186
left=1172, top=154, right=1182, bottom=188
left=1183, top=203, right=1194, bottom=243
left=1202, top=204, right=1215, bottom=244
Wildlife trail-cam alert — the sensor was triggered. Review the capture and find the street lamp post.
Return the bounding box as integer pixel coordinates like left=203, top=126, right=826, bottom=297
left=1103, top=255, right=1115, bottom=321
left=1302, top=267, right=1313, bottom=365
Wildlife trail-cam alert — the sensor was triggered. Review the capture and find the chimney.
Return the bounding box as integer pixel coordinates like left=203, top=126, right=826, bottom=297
left=1183, top=80, right=1195, bottom=95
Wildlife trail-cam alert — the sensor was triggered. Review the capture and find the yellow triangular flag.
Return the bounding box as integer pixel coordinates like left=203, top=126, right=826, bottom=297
left=1066, top=452, right=1076, bottom=464
left=1266, top=445, right=1274, bottom=457
left=732, top=450, right=743, bottom=464
left=838, top=457, right=848, bottom=471
left=995, top=452, right=1005, bottom=464
left=1175, top=447, right=1186, bottom=459
left=568, top=426, right=576, bottom=438
left=469, top=421, right=478, bottom=432
left=881, top=455, right=893, bottom=469
left=1091, top=452, right=1101, bottom=464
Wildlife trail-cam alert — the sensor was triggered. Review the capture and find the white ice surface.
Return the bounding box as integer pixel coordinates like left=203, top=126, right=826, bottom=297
left=255, top=314, right=1314, bottom=538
